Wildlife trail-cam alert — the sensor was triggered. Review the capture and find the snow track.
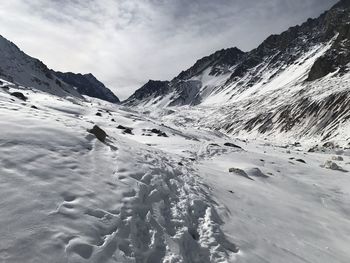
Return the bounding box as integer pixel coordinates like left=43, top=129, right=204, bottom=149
left=77, top=139, right=239, bottom=262
left=0, top=87, right=238, bottom=263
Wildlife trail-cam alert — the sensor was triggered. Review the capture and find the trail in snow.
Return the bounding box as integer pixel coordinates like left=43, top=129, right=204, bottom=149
left=0, top=86, right=238, bottom=263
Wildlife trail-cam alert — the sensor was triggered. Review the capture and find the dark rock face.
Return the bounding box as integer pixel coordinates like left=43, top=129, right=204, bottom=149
left=124, top=80, right=170, bottom=105
left=224, top=143, right=242, bottom=149
left=10, top=92, right=27, bottom=101
left=89, top=125, right=107, bottom=142
left=117, top=125, right=134, bottom=135
left=150, top=129, right=168, bottom=137
left=55, top=72, right=120, bottom=103
left=307, top=56, right=336, bottom=81
left=0, top=35, right=82, bottom=98
left=175, top=47, right=245, bottom=81
left=123, top=128, right=133, bottom=135
left=307, top=1, right=350, bottom=80
left=124, top=48, right=245, bottom=106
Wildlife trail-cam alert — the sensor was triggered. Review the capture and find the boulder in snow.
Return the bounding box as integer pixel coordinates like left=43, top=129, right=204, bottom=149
left=229, top=168, right=253, bottom=180
left=332, top=156, right=344, bottom=161
left=88, top=125, right=107, bottom=142
left=10, top=92, right=27, bottom=101
left=224, top=142, right=242, bottom=149
left=322, top=160, right=347, bottom=172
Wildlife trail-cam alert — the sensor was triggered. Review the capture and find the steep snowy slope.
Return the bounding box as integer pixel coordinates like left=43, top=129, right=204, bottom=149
left=55, top=72, right=120, bottom=103
left=1, top=78, right=350, bottom=262
left=124, top=80, right=170, bottom=106
left=127, top=1, right=350, bottom=107
left=125, top=0, right=350, bottom=143
left=0, top=35, right=119, bottom=103
left=124, top=47, right=245, bottom=106
left=0, top=35, right=81, bottom=98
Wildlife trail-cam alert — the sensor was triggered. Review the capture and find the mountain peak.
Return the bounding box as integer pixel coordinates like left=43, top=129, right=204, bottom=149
left=331, top=0, right=350, bottom=9
left=83, top=73, right=95, bottom=79
left=55, top=72, right=120, bottom=103
left=175, top=46, right=245, bottom=81
left=125, top=0, right=350, bottom=107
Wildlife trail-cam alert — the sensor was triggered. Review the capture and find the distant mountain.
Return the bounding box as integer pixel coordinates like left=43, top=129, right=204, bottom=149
left=124, top=80, right=169, bottom=106
left=54, top=72, right=120, bottom=103
left=0, top=35, right=119, bottom=103
left=124, top=47, right=245, bottom=106
left=0, top=35, right=81, bottom=98
left=125, top=0, right=350, bottom=141
left=126, top=0, right=350, bottom=107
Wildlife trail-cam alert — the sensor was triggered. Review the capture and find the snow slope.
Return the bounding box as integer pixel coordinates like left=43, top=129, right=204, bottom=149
left=125, top=1, right=350, bottom=144
left=0, top=35, right=119, bottom=103
left=0, top=82, right=238, bottom=262
left=1, top=79, right=350, bottom=262
left=0, top=35, right=81, bottom=98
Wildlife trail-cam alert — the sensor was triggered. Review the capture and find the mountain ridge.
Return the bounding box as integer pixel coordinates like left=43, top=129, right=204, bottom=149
left=124, top=0, right=350, bottom=107
left=0, top=34, right=119, bottom=103
left=54, top=71, right=120, bottom=103
left=123, top=0, right=350, bottom=143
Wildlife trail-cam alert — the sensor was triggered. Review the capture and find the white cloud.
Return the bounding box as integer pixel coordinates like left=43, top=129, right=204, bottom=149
left=0, top=0, right=338, bottom=99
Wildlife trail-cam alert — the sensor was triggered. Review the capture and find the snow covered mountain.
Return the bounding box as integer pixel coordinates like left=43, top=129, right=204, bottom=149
left=123, top=80, right=170, bottom=106
left=55, top=72, right=120, bottom=103
left=125, top=0, right=350, bottom=143
left=124, top=47, right=245, bottom=107
left=0, top=35, right=82, bottom=98
left=0, top=35, right=119, bottom=102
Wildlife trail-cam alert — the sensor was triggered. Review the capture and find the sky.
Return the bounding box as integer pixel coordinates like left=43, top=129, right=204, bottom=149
left=0, top=0, right=338, bottom=99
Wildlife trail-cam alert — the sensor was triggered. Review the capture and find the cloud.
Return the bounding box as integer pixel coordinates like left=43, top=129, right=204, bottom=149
left=0, top=0, right=338, bottom=99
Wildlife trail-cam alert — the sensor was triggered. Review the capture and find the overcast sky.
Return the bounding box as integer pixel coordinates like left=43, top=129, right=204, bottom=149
left=0, top=0, right=338, bottom=99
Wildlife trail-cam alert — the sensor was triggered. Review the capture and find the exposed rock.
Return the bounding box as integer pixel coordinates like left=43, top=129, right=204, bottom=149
left=31, top=105, right=38, bottom=109
left=123, top=128, right=133, bottom=135
left=229, top=168, right=253, bottom=180
left=308, top=146, right=317, bottom=153
left=332, top=155, right=344, bottom=161
left=224, top=143, right=242, bottom=149
left=10, top=92, right=27, bottom=101
left=149, top=128, right=168, bottom=137
left=296, top=159, right=306, bottom=164
left=322, top=160, right=347, bottom=171
left=307, top=56, right=335, bottom=81
left=117, top=125, right=128, bottom=130
left=124, top=80, right=170, bottom=106
left=95, top=112, right=102, bottom=117
left=54, top=72, right=120, bottom=103
left=88, top=125, right=107, bottom=142
left=323, top=142, right=336, bottom=148
left=247, top=168, right=269, bottom=178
